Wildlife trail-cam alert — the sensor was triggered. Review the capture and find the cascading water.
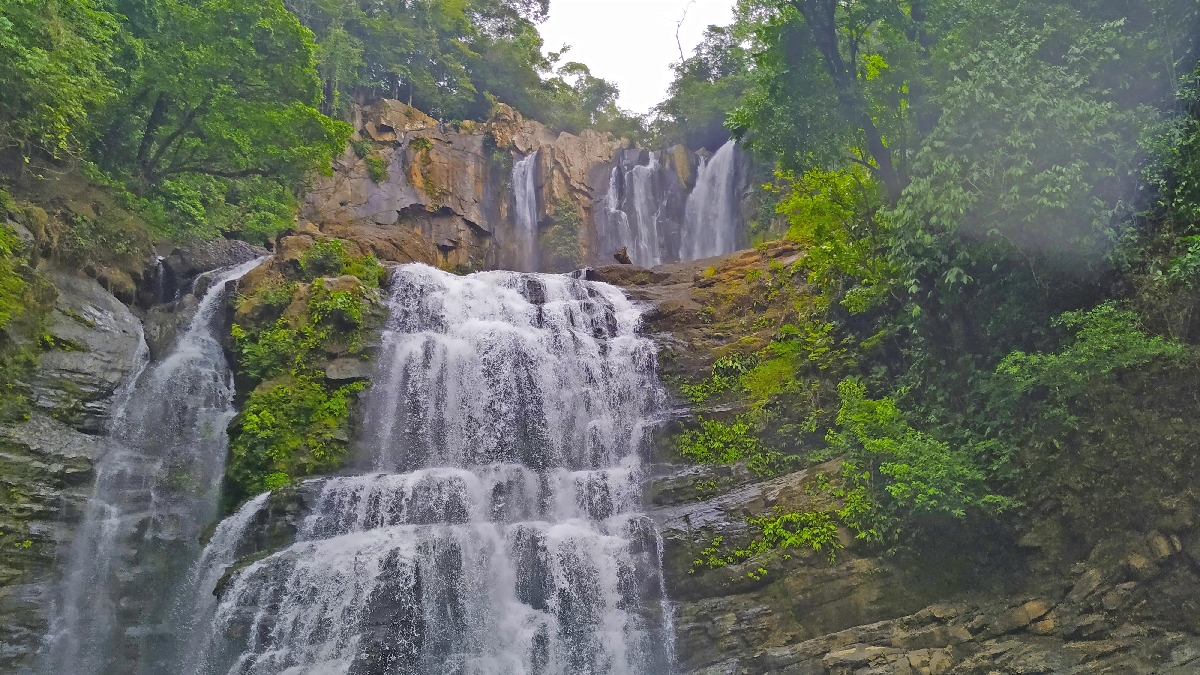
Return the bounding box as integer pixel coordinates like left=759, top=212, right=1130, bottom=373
left=512, top=152, right=540, bottom=272
left=40, top=258, right=264, bottom=675
left=679, top=140, right=742, bottom=261
left=194, top=264, right=674, bottom=675
left=602, top=154, right=663, bottom=268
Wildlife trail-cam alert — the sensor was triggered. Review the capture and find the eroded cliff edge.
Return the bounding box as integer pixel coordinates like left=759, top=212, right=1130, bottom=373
left=296, top=99, right=751, bottom=272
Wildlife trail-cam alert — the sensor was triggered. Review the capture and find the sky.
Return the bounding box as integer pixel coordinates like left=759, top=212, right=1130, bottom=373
left=538, top=0, right=737, bottom=116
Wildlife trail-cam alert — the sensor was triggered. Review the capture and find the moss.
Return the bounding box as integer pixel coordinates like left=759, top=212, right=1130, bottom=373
left=350, top=139, right=372, bottom=159
left=0, top=192, right=57, bottom=422
left=299, top=238, right=386, bottom=288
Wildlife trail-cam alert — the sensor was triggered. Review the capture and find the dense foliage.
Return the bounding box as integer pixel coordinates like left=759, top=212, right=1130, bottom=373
left=224, top=239, right=385, bottom=503
left=665, top=0, right=1200, bottom=563
left=284, top=0, right=644, bottom=135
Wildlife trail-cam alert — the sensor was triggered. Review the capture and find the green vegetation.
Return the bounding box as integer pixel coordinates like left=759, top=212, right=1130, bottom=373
left=0, top=191, right=57, bottom=422
left=363, top=155, right=389, bottom=184
left=299, top=237, right=386, bottom=287
left=282, top=0, right=645, bottom=136
left=666, top=0, right=1200, bottom=567
left=225, top=239, right=384, bottom=504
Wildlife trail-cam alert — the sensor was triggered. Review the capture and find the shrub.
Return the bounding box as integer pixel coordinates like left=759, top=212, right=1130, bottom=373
left=364, top=154, right=389, bottom=183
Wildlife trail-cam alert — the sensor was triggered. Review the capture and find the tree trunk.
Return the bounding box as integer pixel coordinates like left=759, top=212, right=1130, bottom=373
left=790, top=0, right=905, bottom=203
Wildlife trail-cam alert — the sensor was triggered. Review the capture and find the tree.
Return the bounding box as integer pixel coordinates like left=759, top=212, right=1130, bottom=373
left=93, top=0, right=351, bottom=240
left=0, top=0, right=117, bottom=157
left=655, top=25, right=752, bottom=150
left=731, top=0, right=945, bottom=203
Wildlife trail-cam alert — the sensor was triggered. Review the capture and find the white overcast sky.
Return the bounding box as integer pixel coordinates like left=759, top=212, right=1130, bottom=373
left=538, top=0, right=737, bottom=115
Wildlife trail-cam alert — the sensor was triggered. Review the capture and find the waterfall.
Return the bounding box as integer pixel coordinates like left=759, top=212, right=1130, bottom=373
left=512, top=152, right=540, bottom=272
left=173, top=493, right=270, bottom=673
left=679, top=140, right=742, bottom=261
left=602, top=154, right=663, bottom=268
left=195, top=264, right=674, bottom=675
left=40, top=258, right=264, bottom=675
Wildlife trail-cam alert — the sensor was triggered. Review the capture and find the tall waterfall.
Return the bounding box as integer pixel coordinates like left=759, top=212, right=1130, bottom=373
left=194, top=264, right=674, bottom=674
left=604, top=154, right=663, bottom=267
left=512, top=152, right=540, bottom=272
left=40, top=258, right=264, bottom=675
left=679, top=140, right=742, bottom=261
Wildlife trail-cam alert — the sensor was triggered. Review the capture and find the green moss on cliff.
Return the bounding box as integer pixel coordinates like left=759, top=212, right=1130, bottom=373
left=0, top=191, right=57, bottom=422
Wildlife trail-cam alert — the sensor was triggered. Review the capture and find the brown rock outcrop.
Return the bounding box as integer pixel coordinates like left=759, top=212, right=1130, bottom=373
left=301, top=100, right=639, bottom=273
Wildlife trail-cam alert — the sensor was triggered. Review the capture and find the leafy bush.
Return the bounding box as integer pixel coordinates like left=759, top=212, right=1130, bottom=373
left=675, top=416, right=792, bottom=477
left=299, top=238, right=385, bottom=287
left=985, top=304, right=1200, bottom=537
left=227, top=375, right=365, bottom=497
left=226, top=269, right=379, bottom=504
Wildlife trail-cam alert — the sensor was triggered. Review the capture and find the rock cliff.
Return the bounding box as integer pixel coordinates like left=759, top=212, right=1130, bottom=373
left=299, top=99, right=752, bottom=273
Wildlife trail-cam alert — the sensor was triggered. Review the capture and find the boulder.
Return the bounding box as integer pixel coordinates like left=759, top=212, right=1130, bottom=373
left=160, top=239, right=265, bottom=302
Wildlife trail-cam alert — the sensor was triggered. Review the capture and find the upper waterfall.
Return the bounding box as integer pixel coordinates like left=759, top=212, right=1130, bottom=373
left=512, top=152, right=540, bottom=273
left=602, top=154, right=664, bottom=268
left=193, top=264, right=674, bottom=674
left=679, top=140, right=743, bottom=261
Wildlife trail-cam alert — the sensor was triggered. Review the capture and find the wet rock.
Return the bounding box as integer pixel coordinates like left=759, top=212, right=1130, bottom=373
left=160, top=238, right=264, bottom=302
left=325, top=358, right=374, bottom=383
left=991, top=600, right=1052, bottom=635
left=0, top=414, right=116, bottom=673
left=30, top=269, right=145, bottom=433
left=142, top=294, right=199, bottom=361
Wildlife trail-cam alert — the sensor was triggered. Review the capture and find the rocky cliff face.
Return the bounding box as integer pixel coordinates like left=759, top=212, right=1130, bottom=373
left=0, top=269, right=145, bottom=672
left=300, top=99, right=753, bottom=272
left=588, top=251, right=1200, bottom=675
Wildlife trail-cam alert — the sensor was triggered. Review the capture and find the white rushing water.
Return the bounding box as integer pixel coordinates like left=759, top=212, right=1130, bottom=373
left=512, top=152, right=540, bottom=272
left=40, top=258, right=265, bottom=675
left=195, top=264, right=674, bottom=675
left=679, top=140, right=742, bottom=261
left=603, top=154, right=663, bottom=268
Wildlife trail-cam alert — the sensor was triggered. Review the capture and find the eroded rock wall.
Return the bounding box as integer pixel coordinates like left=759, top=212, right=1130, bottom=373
left=0, top=268, right=145, bottom=673
left=301, top=99, right=753, bottom=273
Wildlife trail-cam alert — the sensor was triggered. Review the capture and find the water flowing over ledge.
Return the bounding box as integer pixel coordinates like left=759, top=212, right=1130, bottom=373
left=190, top=264, right=675, bottom=675
left=41, top=258, right=266, bottom=675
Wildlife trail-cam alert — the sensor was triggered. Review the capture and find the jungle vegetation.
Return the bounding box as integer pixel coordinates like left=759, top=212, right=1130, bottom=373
left=662, top=0, right=1200, bottom=560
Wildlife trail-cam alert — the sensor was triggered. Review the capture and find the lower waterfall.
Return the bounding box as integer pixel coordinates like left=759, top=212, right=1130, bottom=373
left=680, top=139, right=742, bottom=261
left=191, top=264, right=674, bottom=675
left=40, top=258, right=264, bottom=675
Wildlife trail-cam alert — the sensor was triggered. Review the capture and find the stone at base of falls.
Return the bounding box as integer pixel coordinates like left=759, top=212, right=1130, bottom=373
left=30, top=269, right=146, bottom=433
left=0, top=414, right=114, bottom=674
left=325, top=357, right=374, bottom=383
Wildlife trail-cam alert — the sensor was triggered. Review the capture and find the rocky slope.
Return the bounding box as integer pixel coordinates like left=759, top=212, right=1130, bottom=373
left=0, top=192, right=262, bottom=671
